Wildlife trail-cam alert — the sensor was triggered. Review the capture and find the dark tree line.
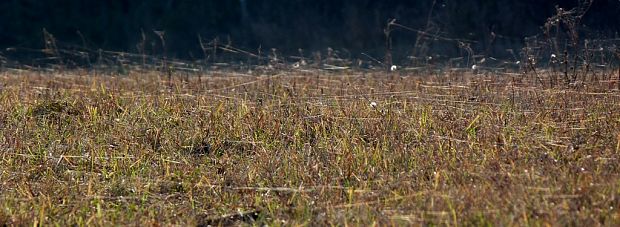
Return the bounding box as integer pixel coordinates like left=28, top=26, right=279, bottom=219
left=0, top=0, right=619, bottom=61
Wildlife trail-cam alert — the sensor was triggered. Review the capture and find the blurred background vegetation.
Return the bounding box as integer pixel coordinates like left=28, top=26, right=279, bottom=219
left=0, top=0, right=619, bottom=61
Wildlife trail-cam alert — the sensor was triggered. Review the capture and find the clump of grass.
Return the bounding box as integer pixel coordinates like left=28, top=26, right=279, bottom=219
left=0, top=69, right=619, bottom=225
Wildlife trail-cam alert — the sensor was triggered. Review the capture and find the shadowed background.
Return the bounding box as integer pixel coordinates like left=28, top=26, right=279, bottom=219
left=0, top=0, right=619, bottom=62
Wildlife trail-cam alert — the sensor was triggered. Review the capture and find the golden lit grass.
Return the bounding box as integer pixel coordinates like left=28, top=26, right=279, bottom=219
left=0, top=69, right=619, bottom=226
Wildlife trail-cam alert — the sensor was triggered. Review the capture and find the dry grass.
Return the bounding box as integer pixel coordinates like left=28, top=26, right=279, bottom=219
left=0, top=68, right=619, bottom=226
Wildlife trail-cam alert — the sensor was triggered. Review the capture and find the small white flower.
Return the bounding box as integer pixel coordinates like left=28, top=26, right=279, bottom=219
left=370, top=102, right=377, bottom=108
left=390, top=65, right=398, bottom=71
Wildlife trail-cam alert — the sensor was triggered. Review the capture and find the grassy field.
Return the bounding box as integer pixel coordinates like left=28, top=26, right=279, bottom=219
left=0, top=69, right=619, bottom=226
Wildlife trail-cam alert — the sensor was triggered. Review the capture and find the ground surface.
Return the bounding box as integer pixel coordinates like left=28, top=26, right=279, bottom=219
left=0, top=69, right=619, bottom=226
